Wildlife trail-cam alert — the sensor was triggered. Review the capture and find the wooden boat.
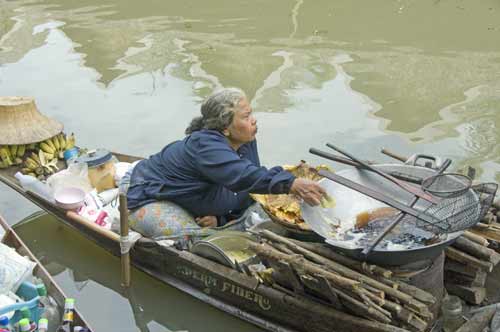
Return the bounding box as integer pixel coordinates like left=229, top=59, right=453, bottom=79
left=0, top=153, right=409, bottom=332
left=0, top=213, right=92, bottom=330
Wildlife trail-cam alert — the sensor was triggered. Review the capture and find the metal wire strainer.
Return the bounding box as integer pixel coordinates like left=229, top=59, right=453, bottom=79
left=421, top=173, right=472, bottom=199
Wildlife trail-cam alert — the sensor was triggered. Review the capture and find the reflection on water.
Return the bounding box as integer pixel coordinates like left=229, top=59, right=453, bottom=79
left=14, top=213, right=262, bottom=332
left=1, top=0, right=500, bottom=329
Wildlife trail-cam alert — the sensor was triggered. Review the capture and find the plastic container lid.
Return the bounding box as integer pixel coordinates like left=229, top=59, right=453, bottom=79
left=36, top=284, right=47, bottom=297
left=64, top=298, right=75, bottom=309
left=0, top=315, right=9, bottom=325
left=18, top=318, right=30, bottom=331
left=74, top=149, right=112, bottom=168
left=38, top=318, right=48, bottom=329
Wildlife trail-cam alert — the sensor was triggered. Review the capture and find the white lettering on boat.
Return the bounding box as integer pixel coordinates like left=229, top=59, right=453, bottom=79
left=221, top=281, right=271, bottom=311
left=176, top=265, right=271, bottom=310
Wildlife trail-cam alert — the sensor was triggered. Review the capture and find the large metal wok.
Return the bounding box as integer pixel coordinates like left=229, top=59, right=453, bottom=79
left=301, top=163, right=479, bottom=266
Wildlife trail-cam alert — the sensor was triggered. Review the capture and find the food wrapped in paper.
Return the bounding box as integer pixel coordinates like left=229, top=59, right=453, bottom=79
left=251, top=162, right=332, bottom=231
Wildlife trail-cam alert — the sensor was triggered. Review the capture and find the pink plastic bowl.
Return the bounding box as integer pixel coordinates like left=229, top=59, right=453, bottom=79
left=54, top=187, right=86, bottom=210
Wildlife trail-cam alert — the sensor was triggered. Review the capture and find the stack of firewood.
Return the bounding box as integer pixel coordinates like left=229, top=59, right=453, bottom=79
left=250, top=230, right=436, bottom=332
left=444, top=200, right=500, bottom=305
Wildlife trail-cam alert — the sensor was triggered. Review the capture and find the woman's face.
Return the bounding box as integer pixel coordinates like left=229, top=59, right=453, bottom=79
left=225, top=97, right=258, bottom=149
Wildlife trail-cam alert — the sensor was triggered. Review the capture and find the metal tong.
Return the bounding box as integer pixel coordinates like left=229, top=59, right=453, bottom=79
left=324, top=143, right=438, bottom=204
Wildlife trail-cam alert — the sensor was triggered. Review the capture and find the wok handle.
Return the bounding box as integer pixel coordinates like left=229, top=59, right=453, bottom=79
left=380, top=148, right=407, bottom=163
left=361, top=158, right=452, bottom=257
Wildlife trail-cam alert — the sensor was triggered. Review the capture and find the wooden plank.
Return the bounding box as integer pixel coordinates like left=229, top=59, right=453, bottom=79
left=444, top=270, right=487, bottom=288
left=444, top=260, right=481, bottom=277
left=445, top=283, right=486, bottom=305
left=444, top=247, right=493, bottom=272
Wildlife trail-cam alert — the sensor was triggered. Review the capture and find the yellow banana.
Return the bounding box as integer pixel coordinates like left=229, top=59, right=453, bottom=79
left=0, top=147, right=13, bottom=166
left=45, top=138, right=56, bottom=152
left=29, top=152, right=41, bottom=165
left=58, top=134, right=66, bottom=150
left=17, top=144, right=26, bottom=158
left=24, top=158, right=39, bottom=170
left=65, top=133, right=75, bottom=149
left=40, top=142, right=56, bottom=154
left=9, top=145, right=18, bottom=158
left=21, top=167, right=33, bottom=174
left=43, top=152, right=55, bottom=161
left=51, top=135, right=60, bottom=151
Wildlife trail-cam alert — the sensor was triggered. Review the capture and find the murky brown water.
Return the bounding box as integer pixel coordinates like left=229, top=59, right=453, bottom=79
left=1, top=0, right=500, bottom=331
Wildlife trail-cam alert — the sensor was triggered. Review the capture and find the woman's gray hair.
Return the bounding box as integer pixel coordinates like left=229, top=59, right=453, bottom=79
left=185, top=88, right=246, bottom=135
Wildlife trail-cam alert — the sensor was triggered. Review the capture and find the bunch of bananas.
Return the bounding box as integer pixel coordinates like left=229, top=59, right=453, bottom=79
left=0, top=132, right=77, bottom=180
left=20, top=150, right=59, bottom=179
left=38, top=133, right=75, bottom=160
left=20, top=133, right=76, bottom=180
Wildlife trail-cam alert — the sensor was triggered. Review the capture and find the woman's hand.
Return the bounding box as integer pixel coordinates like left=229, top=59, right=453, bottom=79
left=289, top=178, right=326, bottom=206
left=195, top=216, right=218, bottom=228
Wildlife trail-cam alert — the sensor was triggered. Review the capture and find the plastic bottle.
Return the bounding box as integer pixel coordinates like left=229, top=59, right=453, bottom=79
left=19, top=307, right=36, bottom=331
left=17, top=318, right=33, bottom=332
left=14, top=172, right=54, bottom=203
left=0, top=315, right=12, bottom=331
left=442, top=295, right=465, bottom=332
left=56, top=299, right=74, bottom=332
left=37, top=318, right=48, bottom=332
left=36, top=284, right=60, bottom=332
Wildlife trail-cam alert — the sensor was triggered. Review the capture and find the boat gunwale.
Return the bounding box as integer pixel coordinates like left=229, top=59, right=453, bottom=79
left=0, top=153, right=411, bottom=332
left=0, top=214, right=93, bottom=331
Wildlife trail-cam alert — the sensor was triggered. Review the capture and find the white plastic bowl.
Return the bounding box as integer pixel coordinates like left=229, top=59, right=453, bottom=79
left=54, top=187, right=86, bottom=210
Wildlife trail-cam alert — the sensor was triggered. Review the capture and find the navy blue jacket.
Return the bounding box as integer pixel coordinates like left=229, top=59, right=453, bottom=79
left=126, top=129, right=295, bottom=225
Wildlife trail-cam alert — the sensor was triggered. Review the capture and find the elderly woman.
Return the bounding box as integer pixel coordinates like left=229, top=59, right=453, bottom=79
left=125, top=88, right=325, bottom=239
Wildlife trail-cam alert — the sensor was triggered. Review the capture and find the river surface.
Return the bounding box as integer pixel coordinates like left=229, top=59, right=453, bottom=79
left=1, top=0, right=500, bottom=331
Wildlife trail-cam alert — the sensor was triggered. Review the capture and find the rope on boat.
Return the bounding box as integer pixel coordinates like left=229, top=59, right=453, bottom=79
left=120, top=231, right=142, bottom=254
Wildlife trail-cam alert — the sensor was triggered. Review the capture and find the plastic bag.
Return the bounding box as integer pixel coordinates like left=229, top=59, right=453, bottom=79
left=0, top=243, right=36, bottom=295
left=47, top=162, right=93, bottom=194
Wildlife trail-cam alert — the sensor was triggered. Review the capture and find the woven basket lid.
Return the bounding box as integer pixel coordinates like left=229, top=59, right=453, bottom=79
left=0, top=96, right=63, bottom=145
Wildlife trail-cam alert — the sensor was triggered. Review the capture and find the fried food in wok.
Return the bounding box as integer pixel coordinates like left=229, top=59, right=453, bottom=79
left=251, top=162, right=332, bottom=231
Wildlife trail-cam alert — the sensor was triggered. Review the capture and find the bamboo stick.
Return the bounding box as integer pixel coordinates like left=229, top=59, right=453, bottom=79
left=119, top=193, right=131, bottom=287
left=445, top=247, right=493, bottom=272
left=469, top=227, right=500, bottom=243
left=289, top=239, right=392, bottom=278
left=452, top=236, right=500, bottom=264
left=259, top=230, right=429, bottom=314
left=329, top=283, right=392, bottom=323
left=249, top=242, right=359, bottom=289
left=375, top=277, right=435, bottom=305
left=463, top=231, right=489, bottom=246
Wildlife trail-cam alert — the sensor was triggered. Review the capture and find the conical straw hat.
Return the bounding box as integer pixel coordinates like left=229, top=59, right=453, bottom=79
left=0, top=96, right=63, bottom=145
